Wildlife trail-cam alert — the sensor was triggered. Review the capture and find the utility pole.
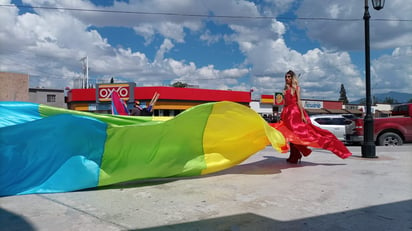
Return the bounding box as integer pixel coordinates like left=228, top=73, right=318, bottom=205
left=361, top=0, right=384, bottom=158
left=80, top=56, right=89, bottom=89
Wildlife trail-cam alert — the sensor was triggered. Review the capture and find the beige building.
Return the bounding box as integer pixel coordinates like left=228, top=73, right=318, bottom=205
left=0, top=72, right=29, bottom=101
left=0, top=72, right=66, bottom=108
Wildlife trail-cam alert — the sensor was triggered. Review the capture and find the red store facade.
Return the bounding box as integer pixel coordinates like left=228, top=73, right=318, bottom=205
left=67, top=83, right=251, bottom=116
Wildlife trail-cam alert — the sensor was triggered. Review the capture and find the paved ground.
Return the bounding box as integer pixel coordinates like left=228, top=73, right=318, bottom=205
left=1, top=145, right=412, bottom=231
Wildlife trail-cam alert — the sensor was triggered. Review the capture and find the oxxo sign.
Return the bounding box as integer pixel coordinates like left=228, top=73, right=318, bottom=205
left=97, top=83, right=131, bottom=102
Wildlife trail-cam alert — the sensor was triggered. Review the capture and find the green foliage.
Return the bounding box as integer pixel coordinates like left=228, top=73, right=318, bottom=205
left=171, top=81, right=188, bottom=88
left=338, top=84, right=349, bottom=104
left=359, top=98, right=366, bottom=105
left=381, top=97, right=398, bottom=104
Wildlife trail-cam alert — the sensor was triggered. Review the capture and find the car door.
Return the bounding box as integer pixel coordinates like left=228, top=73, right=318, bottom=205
left=312, top=117, right=346, bottom=141
left=330, top=118, right=347, bottom=141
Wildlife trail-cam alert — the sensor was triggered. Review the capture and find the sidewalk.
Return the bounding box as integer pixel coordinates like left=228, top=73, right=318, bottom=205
left=1, top=145, right=411, bottom=231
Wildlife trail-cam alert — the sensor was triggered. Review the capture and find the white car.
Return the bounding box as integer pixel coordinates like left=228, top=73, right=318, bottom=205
left=309, top=114, right=355, bottom=142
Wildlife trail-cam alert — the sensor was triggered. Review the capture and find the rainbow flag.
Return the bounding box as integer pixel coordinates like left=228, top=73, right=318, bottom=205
left=111, top=91, right=129, bottom=115
left=0, top=101, right=287, bottom=196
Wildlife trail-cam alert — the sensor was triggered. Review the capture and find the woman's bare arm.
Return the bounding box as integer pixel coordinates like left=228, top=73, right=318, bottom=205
left=296, top=87, right=307, bottom=123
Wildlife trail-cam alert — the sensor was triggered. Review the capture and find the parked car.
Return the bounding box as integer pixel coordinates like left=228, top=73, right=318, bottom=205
left=348, top=103, right=412, bottom=146
left=309, top=114, right=355, bottom=143
left=341, top=114, right=361, bottom=120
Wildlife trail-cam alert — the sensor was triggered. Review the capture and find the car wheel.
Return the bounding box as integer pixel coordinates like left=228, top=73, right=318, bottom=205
left=378, top=132, right=403, bottom=146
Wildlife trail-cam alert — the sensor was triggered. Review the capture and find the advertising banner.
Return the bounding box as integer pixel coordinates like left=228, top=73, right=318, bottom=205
left=274, top=92, right=284, bottom=105
left=260, top=94, right=274, bottom=104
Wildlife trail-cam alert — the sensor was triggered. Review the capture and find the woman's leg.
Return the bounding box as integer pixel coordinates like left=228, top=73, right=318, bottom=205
left=294, top=144, right=312, bottom=157
left=287, top=143, right=302, bottom=164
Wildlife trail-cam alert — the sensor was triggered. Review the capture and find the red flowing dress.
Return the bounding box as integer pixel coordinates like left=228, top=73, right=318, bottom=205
left=273, top=88, right=352, bottom=159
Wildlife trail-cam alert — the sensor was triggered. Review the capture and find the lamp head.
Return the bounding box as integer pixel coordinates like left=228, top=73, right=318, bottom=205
left=372, top=0, right=385, bottom=10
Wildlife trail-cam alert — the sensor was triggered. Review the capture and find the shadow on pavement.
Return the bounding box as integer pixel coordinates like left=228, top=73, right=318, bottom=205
left=216, top=155, right=345, bottom=175
left=1, top=198, right=410, bottom=231
left=93, top=155, right=345, bottom=191
left=135, top=199, right=412, bottom=231
left=0, top=208, right=35, bottom=231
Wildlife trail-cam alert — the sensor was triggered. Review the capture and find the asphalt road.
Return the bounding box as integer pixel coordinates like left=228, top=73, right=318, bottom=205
left=1, top=145, right=411, bottom=231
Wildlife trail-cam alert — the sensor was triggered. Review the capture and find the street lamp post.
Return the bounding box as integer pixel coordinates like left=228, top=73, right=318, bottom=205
left=362, top=0, right=384, bottom=158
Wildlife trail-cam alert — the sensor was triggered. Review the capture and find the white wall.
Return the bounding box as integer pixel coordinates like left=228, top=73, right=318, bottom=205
left=249, top=101, right=273, bottom=114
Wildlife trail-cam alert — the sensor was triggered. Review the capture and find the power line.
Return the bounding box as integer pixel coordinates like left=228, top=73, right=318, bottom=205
left=0, top=4, right=411, bottom=22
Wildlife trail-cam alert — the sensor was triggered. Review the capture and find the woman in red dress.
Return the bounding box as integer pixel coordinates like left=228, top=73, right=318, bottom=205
left=280, top=70, right=352, bottom=163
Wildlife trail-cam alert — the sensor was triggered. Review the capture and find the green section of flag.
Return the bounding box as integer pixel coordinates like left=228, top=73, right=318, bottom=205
left=98, top=103, right=214, bottom=186
left=39, top=104, right=155, bottom=126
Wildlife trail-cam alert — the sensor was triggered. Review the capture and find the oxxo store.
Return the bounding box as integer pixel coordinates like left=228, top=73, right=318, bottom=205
left=66, top=83, right=251, bottom=116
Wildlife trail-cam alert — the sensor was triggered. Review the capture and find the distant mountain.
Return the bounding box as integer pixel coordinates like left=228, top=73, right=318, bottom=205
left=352, top=91, right=412, bottom=104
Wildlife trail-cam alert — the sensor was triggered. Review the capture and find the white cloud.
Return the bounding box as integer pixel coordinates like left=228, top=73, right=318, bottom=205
left=155, top=39, right=174, bottom=62
left=0, top=0, right=410, bottom=102
left=371, top=47, right=412, bottom=94
left=200, top=30, right=221, bottom=45
left=296, top=0, right=412, bottom=51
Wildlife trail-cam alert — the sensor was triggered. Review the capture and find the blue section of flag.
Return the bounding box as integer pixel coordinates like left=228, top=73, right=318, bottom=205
left=0, top=102, right=41, bottom=128
left=0, top=114, right=107, bottom=196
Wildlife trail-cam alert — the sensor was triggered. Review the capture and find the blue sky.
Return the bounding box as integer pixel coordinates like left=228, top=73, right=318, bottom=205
left=0, top=0, right=411, bottom=102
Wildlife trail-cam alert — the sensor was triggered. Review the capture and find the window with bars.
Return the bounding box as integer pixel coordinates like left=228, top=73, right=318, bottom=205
left=47, top=94, right=56, bottom=102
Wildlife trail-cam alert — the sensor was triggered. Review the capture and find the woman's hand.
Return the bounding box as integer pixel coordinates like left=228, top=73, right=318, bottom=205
left=301, top=114, right=307, bottom=123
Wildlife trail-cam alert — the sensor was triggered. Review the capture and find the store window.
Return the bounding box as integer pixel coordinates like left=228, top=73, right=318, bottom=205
left=163, top=110, right=170, bottom=116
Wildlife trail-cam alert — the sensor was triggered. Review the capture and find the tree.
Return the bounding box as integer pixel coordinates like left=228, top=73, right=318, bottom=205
left=359, top=98, right=366, bottom=105
left=171, top=81, right=188, bottom=88
left=373, top=96, right=378, bottom=104
left=382, top=97, right=398, bottom=104
left=338, top=84, right=349, bottom=104
left=408, top=98, right=412, bottom=103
